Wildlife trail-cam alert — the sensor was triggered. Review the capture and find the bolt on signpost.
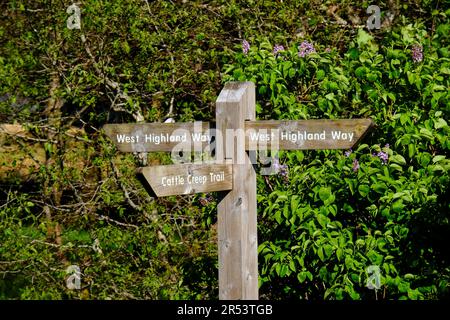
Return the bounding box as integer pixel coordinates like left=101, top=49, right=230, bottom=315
left=103, top=82, right=373, bottom=300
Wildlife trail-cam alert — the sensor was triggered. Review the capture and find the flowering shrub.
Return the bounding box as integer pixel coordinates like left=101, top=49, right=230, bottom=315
left=224, top=24, right=449, bottom=299
left=273, top=44, right=285, bottom=56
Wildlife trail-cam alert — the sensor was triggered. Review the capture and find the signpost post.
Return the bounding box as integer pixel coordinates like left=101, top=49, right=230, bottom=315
left=103, top=81, right=373, bottom=300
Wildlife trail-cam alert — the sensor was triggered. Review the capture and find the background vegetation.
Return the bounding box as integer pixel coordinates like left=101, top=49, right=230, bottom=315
left=0, top=0, right=448, bottom=299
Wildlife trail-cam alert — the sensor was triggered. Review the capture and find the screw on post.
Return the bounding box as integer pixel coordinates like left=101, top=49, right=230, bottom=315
left=366, top=265, right=381, bottom=299
left=66, top=265, right=81, bottom=290
left=67, top=4, right=81, bottom=30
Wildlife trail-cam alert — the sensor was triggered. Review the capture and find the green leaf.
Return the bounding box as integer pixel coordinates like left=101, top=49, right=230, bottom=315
left=348, top=47, right=359, bottom=60
left=317, top=214, right=328, bottom=228
left=298, top=272, right=307, bottom=283
left=420, top=153, right=432, bottom=167
left=290, top=195, right=300, bottom=212
left=324, top=244, right=333, bottom=258
left=275, top=263, right=281, bottom=276
left=343, top=203, right=355, bottom=213
left=392, top=200, right=405, bottom=213
left=318, top=246, right=325, bottom=261
left=122, top=41, right=130, bottom=54
left=430, top=165, right=445, bottom=172
left=289, top=260, right=296, bottom=272
left=420, top=128, right=434, bottom=140
left=345, top=255, right=354, bottom=269
left=325, top=92, right=335, bottom=101
left=367, top=250, right=383, bottom=265
left=355, top=66, right=367, bottom=78
left=316, top=69, right=325, bottom=80
left=356, top=144, right=369, bottom=152
left=440, top=67, right=450, bottom=75
left=319, top=266, right=328, bottom=280
left=329, top=204, right=338, bottom=216
left=274, top=210, right=282, bottom=224
left=408, top=144, right=415, bottom=158
left=258, top=85, right=267, bottom=95
left=408, top=289, right=420, bottom=299
left=372, top=182, right=387, bottom=194
left=336, top=248, right=343, bottom=261
left=345, top=178, right=355, bottom=194
left=400, top=113, right=410, bottom=125
left=288, top=68, right=296, bottom=78
left=366, top=73, right=378, bottom=82
left=398, top=281, right=410, bottom=293
left=404, top=273, right=415, bottom=280
left=393, top=191, right=405, bottom=200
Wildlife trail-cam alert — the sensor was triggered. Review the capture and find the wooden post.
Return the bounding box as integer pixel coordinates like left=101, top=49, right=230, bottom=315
left=216, top=82, right=258, bottom=300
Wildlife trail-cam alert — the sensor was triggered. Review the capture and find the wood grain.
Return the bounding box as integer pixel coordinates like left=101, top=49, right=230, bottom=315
left=103, top=122, right=210, bottom=152
left=245, top=119, right=374, bottom=150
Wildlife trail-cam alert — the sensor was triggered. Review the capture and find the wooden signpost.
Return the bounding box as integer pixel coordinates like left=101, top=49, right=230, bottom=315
left=104, top=82, right=373, bottom=300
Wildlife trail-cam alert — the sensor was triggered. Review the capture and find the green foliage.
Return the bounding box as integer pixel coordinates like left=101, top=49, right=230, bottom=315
left=225, top=19, right=449, bottom=299
left=1, top=0, right=449, bottom=300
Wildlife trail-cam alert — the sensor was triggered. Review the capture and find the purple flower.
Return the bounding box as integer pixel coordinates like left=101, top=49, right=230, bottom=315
left=242, top=40, right=250, bottom=55
left=298, top=40, right=315, bottom=57
left=344, top=149, right=352, bottom=157
left=279, top=164, right=288, bottom=176
left=411, top=44, right=423, bottom=63
left=377, top=151, right=388, bottom=164
left=325, top=47, right=331, bottom=53
left=352, top=158, right=360, bottom=172
left=273, top=44, right=285, bottom=55
left=384, top=143, right=390, bottom=148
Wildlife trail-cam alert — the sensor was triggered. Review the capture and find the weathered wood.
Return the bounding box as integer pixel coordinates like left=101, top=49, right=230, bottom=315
left=103, top=122, right=211, bottom=152
left=245, top=119, right=374, bottom=150
left=138, top=163, right=232, bottom=197
left=216, top=82, right=258, bottom=300
left=104, top=119, right=373, bottom=152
